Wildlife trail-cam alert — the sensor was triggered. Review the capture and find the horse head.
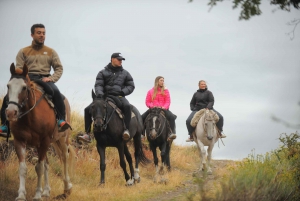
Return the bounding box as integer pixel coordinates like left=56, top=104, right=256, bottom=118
left=204, top=110, right=217, bottom=140
left=147, top=107, right=165, bottom=140
left=91, top=90, right=107, bottom=132
left=6, top=63, right=31, bottom=121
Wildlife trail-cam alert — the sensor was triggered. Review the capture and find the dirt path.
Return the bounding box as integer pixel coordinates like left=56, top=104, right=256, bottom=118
left=145, top=160, right=234, bottom=201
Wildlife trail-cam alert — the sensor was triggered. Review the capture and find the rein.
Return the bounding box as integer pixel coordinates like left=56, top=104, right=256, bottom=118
left=102, top=101, right=116, bottom=130
left=147, top=111, right=167, bottom=139
left=7, top=78, right=45, bottom=119
left=18, top=89, right=45, bottom=119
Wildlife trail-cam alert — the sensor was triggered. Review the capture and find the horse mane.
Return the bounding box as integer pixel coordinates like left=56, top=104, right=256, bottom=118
left=15, top=68, right=23, bottom=74
left=14, top=67, right=37, bottom=90
left=191, top=109, right=219, bottom=127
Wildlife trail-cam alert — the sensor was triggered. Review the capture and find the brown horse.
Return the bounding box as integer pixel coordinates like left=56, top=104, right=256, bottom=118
left=6, top=63, right=75, bottom=201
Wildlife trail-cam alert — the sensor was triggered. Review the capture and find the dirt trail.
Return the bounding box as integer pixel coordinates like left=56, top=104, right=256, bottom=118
left=145, top=160, right=234, bottom=201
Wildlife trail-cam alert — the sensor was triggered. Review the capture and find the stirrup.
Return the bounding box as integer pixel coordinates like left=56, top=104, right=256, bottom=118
left=186, top=137, right=194, bottom=142
left=168, top=133, right=177, bottom=140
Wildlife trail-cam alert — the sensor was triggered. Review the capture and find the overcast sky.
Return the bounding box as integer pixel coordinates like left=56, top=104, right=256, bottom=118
left=0, top=0, right=299, bottom=160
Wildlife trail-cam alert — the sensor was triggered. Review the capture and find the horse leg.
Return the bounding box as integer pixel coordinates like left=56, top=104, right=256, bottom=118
left=206, top=145, right=214, bottom=175
left=124, top=144, right=135, bottom=185
left=117, top=144, right=131, bottom=186
left=56, top=139, right=73, bottom=195
left=96, top=143, right=106, bottom=186
left=33, top=145, right=49, bottom=201
left=158, top=143, right=167, bottom=184
left=41, top=156, right=51, bottom=197
left=133, top=134, right=141, bottom=183
left=14, top=140, right=27, bottom=201
left=33, top=160, right=45, bottom=201
left=151, top=145, right=159, bottom=183
left=165, top=143, right=171, bottom=171
left=196, top=139, right=206, bottom=171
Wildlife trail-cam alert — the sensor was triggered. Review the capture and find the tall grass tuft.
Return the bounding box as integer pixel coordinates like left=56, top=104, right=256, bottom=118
left=212, top=132, right=300, bottom=201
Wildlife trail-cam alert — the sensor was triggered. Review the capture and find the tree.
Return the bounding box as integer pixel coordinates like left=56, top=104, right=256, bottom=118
left=189, top=0, right=300, bottom=39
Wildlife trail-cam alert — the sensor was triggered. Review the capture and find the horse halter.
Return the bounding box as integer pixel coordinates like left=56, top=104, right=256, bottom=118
left=147, top=109, right=166, bottom=139
left=203, top=111, right=216, bottom=133
left=92, top=99, right=116, bottom=131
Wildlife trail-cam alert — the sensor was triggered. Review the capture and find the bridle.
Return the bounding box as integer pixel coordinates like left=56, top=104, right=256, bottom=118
left=7, top=76, right=44, bottom=119
left=92, top=98, right=116, bottom=131
left=203, top=111, right=217, bottom=133
left=146, top=109, right=167, bottom=139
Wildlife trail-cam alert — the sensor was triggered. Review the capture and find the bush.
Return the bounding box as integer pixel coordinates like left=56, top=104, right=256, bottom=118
left=213, top=132, right=300, bottom=201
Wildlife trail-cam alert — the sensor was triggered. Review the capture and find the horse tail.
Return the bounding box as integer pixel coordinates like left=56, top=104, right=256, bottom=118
left=131, top=105, right=144, bottom=133
left=67, top=143, right=76, bottom=176
left=63, top=96, right=75, bottom=176
left=133, top=133, right=151, bottom=165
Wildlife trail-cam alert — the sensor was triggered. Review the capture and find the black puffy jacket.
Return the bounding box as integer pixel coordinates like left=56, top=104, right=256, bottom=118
left=94, top=63, right=135, bottom=96
left=189, top=88, right=214, bottom=111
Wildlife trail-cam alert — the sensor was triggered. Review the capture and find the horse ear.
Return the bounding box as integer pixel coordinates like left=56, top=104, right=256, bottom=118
left=92, top=89, right=96, bottom=100
left=10, top=63, right=16, bottom=75
left=22, top=64, right=28, bottom=76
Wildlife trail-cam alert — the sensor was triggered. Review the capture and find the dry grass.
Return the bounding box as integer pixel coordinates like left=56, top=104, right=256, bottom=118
left=0, top=106, right=213, bottom=201
left=0, top=95, right=237, bottom=201
left=0, top=139, right=204, bottom=201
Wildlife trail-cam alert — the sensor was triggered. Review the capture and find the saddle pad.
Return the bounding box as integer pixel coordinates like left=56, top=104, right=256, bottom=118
left=35, top=84, right=55, bottom=108
left=107, top=101, right=135, bottom=119
left=190, top=109, right=219, bottom=127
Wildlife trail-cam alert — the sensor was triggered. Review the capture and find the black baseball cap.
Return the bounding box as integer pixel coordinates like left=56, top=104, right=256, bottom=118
left=111, top=53, right=125, bottom=60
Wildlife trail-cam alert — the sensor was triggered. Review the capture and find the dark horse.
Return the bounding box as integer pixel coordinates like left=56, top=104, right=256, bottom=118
left=90, top=90, right=150, bottom=186
left=6, top=63, right=75, bottom=201
left=145, top=107, right=173, bottom=183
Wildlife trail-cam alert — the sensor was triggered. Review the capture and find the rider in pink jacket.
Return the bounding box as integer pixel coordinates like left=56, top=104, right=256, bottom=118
left=142, top=76, right=176, bottom=140
left=145, top=87, right=170, bottom=109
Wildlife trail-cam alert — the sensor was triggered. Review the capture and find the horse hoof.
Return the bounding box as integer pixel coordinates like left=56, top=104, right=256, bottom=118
left=32, top=198, right=42, bottom=201
left=134, top=177, right=141, bottom=183
left=15, top=198, right=26, bottom=201
left=98, top=182, right=105, bottom=188
left=52, top=193, right=67, bottom=200
left=159, top=178, right=168, bottom=184
left=125, top=179, right=134, bottom=186
left=64, top=188, right=72, bottom=196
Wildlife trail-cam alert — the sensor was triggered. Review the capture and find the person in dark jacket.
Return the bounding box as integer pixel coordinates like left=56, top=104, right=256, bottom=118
left=78, top=52, right=135, bottom=143
left=186, top=80, right=226, bottom=142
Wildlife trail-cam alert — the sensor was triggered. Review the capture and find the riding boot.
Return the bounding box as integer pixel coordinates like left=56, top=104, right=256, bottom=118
left=186, top=134, right=194, bottom=142
left=122, top=106, right=131, bottom=140
left=47, top=82, right=72, bottom=132
left=168, top=113, right=176, bottom=140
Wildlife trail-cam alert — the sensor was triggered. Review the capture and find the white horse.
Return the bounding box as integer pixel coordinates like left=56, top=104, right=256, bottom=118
left=191, top=109, right=219, bottom=174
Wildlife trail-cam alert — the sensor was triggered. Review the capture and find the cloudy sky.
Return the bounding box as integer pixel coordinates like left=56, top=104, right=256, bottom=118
left=0, top=0, right=299, bottom=160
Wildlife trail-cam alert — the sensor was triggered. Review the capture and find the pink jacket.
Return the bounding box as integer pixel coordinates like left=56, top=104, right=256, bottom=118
left=145, top=87, right=171, bottom=109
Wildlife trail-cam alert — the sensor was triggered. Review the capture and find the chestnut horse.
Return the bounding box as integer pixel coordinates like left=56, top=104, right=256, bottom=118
left=6, top=63, right=75, bottom=201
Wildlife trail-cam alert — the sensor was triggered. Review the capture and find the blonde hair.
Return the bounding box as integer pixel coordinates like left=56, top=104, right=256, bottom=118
left=152, top=76, right=165, bottom=101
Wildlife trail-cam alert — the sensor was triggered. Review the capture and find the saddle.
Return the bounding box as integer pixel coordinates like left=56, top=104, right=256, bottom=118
left=106, top=96, right=135, bottom=119
left=190, top=109, right=219, bottom=127
left=32, top=80, right=65, bottom=109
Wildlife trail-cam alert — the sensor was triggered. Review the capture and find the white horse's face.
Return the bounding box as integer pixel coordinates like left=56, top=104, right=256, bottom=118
left=204, top=113, right=216, bottom=140
left=149, top=116, right=158, bottom=139
left=6, top=78, right=28, bottom=121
